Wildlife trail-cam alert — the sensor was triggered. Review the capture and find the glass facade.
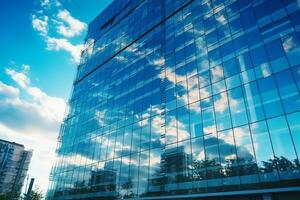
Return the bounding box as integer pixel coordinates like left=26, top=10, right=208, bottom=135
left=47, top=0, right=300, bottom=199
left=0, top=140, right=32, bottom=196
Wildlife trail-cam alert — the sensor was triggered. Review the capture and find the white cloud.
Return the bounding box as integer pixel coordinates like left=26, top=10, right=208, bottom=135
left=46, top=36, right=84, bottom=63
left=32, top=14, right=48, bottom=36
left=22, top=64, right=30, bottom=72
left=0, top=81, right=19, bottom=98
left=40, top=0, right=50, bottom=7
left=211, top=65, right=223, bottom=78
left=40, top=0, right=61, bottom=9
left=95, top=110, right=106, bottom=127
left=203, top=125, right=217, bottom=135
left=4, top=67, right=65, bottom=121
left=32, top=3, right=86, bottom=64
left=214, top=92, right=229, bottom=113
left=0, top=66, right=66, bottom=192
left=282, top=35, right=294, bottom=52
left=5, top=68, right=30, bottom=88
left=56, top=9, right=87, bottom=38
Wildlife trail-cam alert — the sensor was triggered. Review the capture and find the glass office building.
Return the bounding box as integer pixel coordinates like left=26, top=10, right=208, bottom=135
left=47, top=0, right=300, bottom=199
left=0, top=139, right=32, bottom=196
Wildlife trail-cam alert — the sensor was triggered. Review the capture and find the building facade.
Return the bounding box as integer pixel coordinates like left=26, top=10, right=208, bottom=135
left=0, top=139, right=32, bottom=196
left=47, top=0, right=300, bottom=199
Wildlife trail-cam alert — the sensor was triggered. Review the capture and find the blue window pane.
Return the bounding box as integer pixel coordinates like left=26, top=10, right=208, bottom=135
left=242, top=82, right=265, bottom=123
left=175, top=48, right=186, bottom=65
left=270, top=56, right=289, bottom=73
left=200, top=85, right=212, bottom=99
left=226, top=74, right=241, bottom=90
left=177, top=107, right=191, bottom=142
left=275, top=69, right=300, bottom=113
left=257, top=76, right=284, bottom=118
left=233, top=35, right=247, bottom=52
left=166, top=37, right=174, bottom=53
left=198, top=70, right=211, bottom=88
left=213, top=92, right=232, bottom=131
left=237, top=52, right=253, bottom=72
left=141, top=121, right=151, bottom=151
left=204, top=133, right=221, bottom=181
left=166, top=110, right=177, bottom=144
left=191, top=137, right=206, bottom=181
left=185, top=43, right=196, bottom=60
left=254, top=62, right=272, bottom=79
left=206, top=30, right=218, bottom=46
left=233, top=125, right=258, bottom=181
left=200, top=96, right=213, bottom=110
left=253, top=2, right=269, bottom=19
left=238, top=0, right=252, bottom=10
left=267, top=116, right=298, bottom=180
left=148, top=148, right=161, bottom=187
left=204, top=16, right=216, bottom=32
left=228, top=87, right=249, bottom=127
left=226, top=1, right=239, bottom=18
left=292, top=65, right=300, bottom=90
left=208, top=48, right=221, bottom=64
left=246, top=28, right=262, bottom=47
left=286, top=111, right=300, bottom=163
left=220, top=41, right=234, bottom=58
left=290, top=10, right=300, bottom=26
left=218, top=129, right=239, bottom=182
left=240, top=69, right=256, bottom=84
left=188, top=75, right=200, bottom=103
left=250, top=45, right=268, bottom=67
left=265, top=39, right=285, bottom=60
left=166, top=87, right=176, bottom=102
left=223, top=58, right=239, bottom=77
left=189, top=102, right=203, bottom=138
left=241, top=8, right=256, bottom=30
left=201, top=100, right=216, bottom=135
left=217, top=25, right=230, bottom=41
left=212, top=80, right=226, bottom=94
left=177, top=140, right=193, bottom=185
left=210, top=65, right=224, bottom=83
left=266, top=0, right=284, bottom=12
left=250, top=121, right=279, bottom=182
left=282, top=33, right=300, bottom=66
left=229, top=17, right=243, bottom=34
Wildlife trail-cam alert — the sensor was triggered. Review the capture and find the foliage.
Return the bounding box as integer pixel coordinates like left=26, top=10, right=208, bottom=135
left=21, top=187, right=44, bottom=200
left=0, top=191, right=19, bottom=200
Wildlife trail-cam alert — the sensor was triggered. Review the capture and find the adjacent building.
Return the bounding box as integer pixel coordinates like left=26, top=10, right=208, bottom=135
left=47, top=0, right=300, bottom=199
left=0, top=139, right=32, bottom=196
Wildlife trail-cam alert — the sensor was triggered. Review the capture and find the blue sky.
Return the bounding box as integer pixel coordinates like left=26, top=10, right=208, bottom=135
left=0, top=0, right=112, bottom=194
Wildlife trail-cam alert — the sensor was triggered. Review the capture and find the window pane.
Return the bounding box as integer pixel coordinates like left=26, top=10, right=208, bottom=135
left=228, top=87, right=249, bottom=127
left=286, top=111, right=300, bottom=169
left=204, top=133, right=222, bottom=185
left=218, top=129, right=239, bottom=181
left=250, top=121, right=279, bottom=182
left=275, top=69, right=300, bottom=113
left=189, top=101, right=203, bottom=138
left=250, top=45, right=268, bottom=67
left=177, top=106, right=191, bottom=142
left=268, top=116, right=298, bottom=180
left=242, top=82, right=265, bottom=123
left=213, top=92, right=232, bottom=131
left=257, top=77, right=284, bottom=118
left=265, top=39, right=285, bottom=60
left=191, top=137, right=206, bottom=181
left=233, top=126, right=258, bottom=183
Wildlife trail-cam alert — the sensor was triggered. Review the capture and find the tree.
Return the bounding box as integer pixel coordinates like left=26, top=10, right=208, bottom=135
left=21, top=187, right=44, bottom=200
left=0, top=191, right=20, bottom=200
